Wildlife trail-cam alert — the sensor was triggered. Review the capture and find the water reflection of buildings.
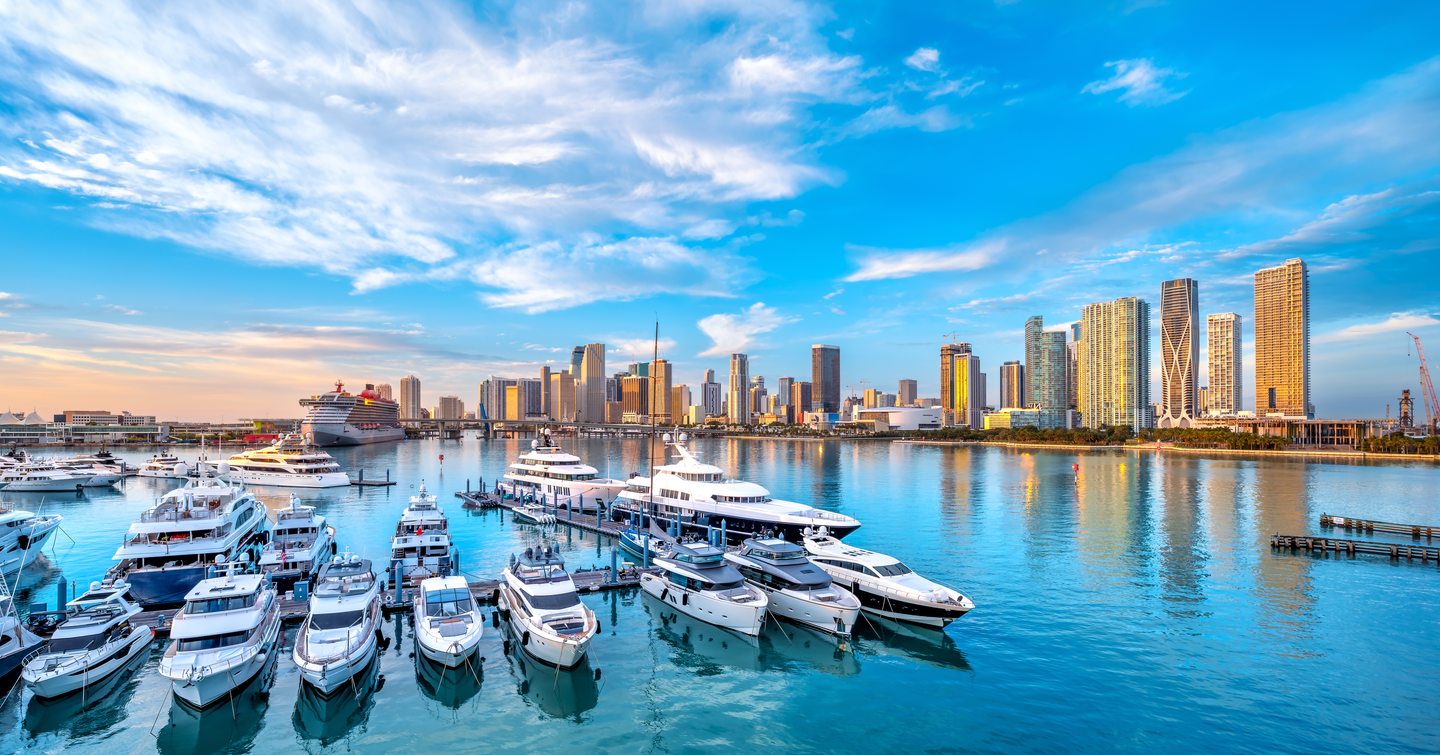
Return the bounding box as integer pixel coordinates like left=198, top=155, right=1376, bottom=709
left=1251, top=460, right=1314, bottom=635
left=1157, top=456, right=1209, bottom=619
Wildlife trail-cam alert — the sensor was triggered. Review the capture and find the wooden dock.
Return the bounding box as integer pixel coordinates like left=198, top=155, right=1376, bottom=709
left=455, top=491, right=631, bottom=540
left=130, top=566, right=650, bottom=637
left=1270, top=534, right=1440, bottom=565
left=1320, top=513, right=1438, bottom=540
left=351, top=469, right=397, bottom=487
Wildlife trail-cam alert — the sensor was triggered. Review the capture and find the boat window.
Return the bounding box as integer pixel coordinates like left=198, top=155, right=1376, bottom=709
left=311, top=608, right=366, bottom=630
left=525, top=591, right=580, bottom=610
left=424, top=588, right=474, bottom=617
left=176, top=629, right=250, bottom=651
left=873, top=562, right=912, bottom=577
left=46, top=633, right=108, bottom=653
left=185, top=593, right=257, bottom=614
left=707, top=578, right=745, bottom=591
left=668, top=572, right=687, bottom=587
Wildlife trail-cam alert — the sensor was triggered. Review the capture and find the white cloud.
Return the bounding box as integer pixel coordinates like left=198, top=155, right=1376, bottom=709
left=697, top=302, right=794, bottom=357
left=606, top=337, right=680, bottom=359
left=905, top=47, right=940, bottom=72
left=1082, top=58, right=1187, bottom=106
left=844, top=240, right=1002, bottom=282
left=1316, top=312, right=1440, bottom=344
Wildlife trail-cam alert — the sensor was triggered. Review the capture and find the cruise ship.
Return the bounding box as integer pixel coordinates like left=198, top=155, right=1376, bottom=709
left=299, top=381, right=404, bottom=447
left=613, top=433, right=861, bottom=544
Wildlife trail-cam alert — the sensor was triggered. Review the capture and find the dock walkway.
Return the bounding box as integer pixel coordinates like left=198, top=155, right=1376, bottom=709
left=1320, top=513, right=1439, bottom=540
left=455, top=490, right=632, bottom=539
left=1270, top=533, right=1440, bottom=565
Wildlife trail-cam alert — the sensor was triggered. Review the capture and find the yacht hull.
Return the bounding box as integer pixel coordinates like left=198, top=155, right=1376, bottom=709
left=23, top=626, right=154, bottom=699
left=1, top=480, right=86, bottom=492
left=760, top=587, right=859, bottom=637
left=302, top=423, right=405, bottom=447
left=166, top=612, right=281, bottom=709
left=297, top=630, right=379, bottom=696
left=415, top=631, right=482, bottom=668
left=499, top=589, right=591, bottom=669
left=0, top=518, right=61, bottom=576
left=227, top=471, right=350, bottom=489
left=844, top=583, right=971, bottom=628
left=640, top=573, right=766, bottom=636
left=0, top=636, right=44, bottom=682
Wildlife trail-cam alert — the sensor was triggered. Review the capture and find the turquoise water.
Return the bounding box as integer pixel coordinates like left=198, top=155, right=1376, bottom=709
left=2, top=438, right=1438, bottom=753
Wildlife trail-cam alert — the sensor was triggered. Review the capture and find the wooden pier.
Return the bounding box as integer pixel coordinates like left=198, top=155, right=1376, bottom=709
left=1270, top=534, right=1440, bottom=565
left=129, top=566, right=650, bottom=637
left=351, top=469, right=397, bottom=487
left=1320, top=513, right=1438, bottom=540
left=455, top=491, right=631, bottom=539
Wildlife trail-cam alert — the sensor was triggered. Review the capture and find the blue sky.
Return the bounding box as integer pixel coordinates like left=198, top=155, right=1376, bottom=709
left=1, top=0, right=1437, bottom=420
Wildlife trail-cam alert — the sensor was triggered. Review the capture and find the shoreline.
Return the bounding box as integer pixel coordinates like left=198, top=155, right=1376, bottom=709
left=895, top=438, right=1439, bottom=462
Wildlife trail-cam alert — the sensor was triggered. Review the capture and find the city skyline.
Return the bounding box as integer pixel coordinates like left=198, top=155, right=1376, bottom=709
left=1, top=2, right=1438, bottom=419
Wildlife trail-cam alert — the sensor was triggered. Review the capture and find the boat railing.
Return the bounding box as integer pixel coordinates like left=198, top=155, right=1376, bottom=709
left=295, top=610, right=372, bottom=665
left=139, top=505, right=222, bottom=523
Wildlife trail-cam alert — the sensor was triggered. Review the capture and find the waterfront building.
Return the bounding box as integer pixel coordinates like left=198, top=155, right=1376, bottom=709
left=1023, top=317, right=1067, bottom=412
left=749, top=376, right=768, bottom=417
left=999, top=361, right=1025, bottom=409
left=812, top=344, right=841, bottom=413
left=1078, top=297, right=1152, bottom=431
left=1024, top=316, right=1043, bottom=406
left=790, top=381, right=813, bottom=422
left=983, top=407, right=1069, bottom=430
left=399, top=374, right=421, bottom=420
left=1207, top=312, right=1243, bottom=416
left=621, top=375, right=649, bottom=423
left=728, top=353, right=750, bottom=424
left=478, top=376, right=516, bottom=421
left=651, top=359, right=673, bottom=423
left=940, top=342, right=967, bottom=427
left=855, top=407, right=942, bottom=431
left=549, top=371, right=576, bottom=421
left=945, top=344, right=985, bottom=429
left=701, top=380, right=724, bottom=419
left=898, top=379, right=918, bottom=407
left=539, top=366, right=551, bottom=418
left=1068, top=322, right=1081, bottom=410
left=862, top=387, right=880, bottom=409
left=577, top=342, right=607, bottom=423
left=1159, top=278, right=1200, bottom=428
left=671, top=385, right=691, bottom=422
left=437, top=395, right=464, bottom=421
left=375, top=383, right=393, bottom=401
left=516, top=378, right=543, bottom=419
left=1254, top=258, right=1311, bottom=418
left=776, top=377, right=794, bottom=410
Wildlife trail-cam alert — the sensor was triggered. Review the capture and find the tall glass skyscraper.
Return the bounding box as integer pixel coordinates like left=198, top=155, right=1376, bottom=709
left=1254, top=258, right=1310, bottom=418
left=811, top=344, right=840, bottom=413
left=1078, top=297, right=1152, bottom=431
left=1158, top=278, right=1199, bottom=428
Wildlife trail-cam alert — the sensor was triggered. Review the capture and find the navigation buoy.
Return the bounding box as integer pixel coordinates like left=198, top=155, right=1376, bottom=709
left=439, top=453, right=445, bottom=463
left=1072, top=463, right=1080, bottom=473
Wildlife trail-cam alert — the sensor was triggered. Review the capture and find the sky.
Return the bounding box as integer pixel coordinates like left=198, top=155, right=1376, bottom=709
left=1, top=0, right=1438, bottom=421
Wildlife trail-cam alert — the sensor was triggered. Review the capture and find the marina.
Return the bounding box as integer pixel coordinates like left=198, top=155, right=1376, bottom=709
left=0, top=437, right=1437, bottom=752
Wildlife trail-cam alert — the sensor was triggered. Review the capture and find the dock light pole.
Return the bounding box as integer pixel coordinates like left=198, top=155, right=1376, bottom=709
left=642, top=532, right=650, bottom=569
left=610, top=548, right=618, bottom=584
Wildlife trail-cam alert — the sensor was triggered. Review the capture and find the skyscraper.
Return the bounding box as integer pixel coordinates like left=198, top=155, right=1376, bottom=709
left=549, top=371, right=576, bottom=421
left=1024, top=316, right=1043, bottom=406
left=775, top=377, right=794, bottom=410
left=728, top=353, right=750, bottom=424
left=1254, top=258, right=1310, bottom=418
left=701, top=380, right=724, bottom=419
left=898, top=379, right=917, bottom=407
left=651, top=359, right=673, bottom=423
left=375, top=383, right=393, bottom=401
left=1024, top=316, right=1067, bottom=410
left=811, top=344, right=840, bottom=413
left=1158, top=278, right=1199, bottom=428
left=577, top=342, right=606, bottom=423
left=399, top=374, right=421, bottom=420
left=671, top=384, right=691, bottom=420
left=702, top=368, right=715, bottom=384
left=437, top=395, right=464, bottom=420
left=569, top=346, right=585, bottom=378
left=1000, top=361, right=1025, bottom=408
left=1207, top=313, right=1242, bottom=416
left=940, top=342, right=967, bottom=426
left=1068, top=322, right=1081, bottom=410
left=790, top=381, right=813, bottom=421
left=539, top=366, right=551, bottom=419
left=620, top=375, right=649, bottom=421
left=1078, top=297, right=1152, bottom=431
left=947, top=345, right=984, bottom=429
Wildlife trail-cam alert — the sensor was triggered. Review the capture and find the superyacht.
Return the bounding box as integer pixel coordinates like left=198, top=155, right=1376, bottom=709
left=499, top=432, right=626, bottom=513
left=224, top=434, right=350, bottom=488
left=158, top=571, right=282, bottom=709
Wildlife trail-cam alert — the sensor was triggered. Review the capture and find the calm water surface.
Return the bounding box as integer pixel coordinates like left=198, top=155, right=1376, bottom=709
left=1, top=438, right=1437, bottom=753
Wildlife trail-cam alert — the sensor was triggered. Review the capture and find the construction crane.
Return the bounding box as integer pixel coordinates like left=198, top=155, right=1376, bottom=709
left=1407, top=332, right=1438, bottom=435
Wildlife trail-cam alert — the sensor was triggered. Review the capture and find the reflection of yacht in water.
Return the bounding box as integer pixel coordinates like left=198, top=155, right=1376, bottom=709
left=22, top=648, right=150, bottom=739
left=503, top=630, right=599, bottom=721
left=759, top=621, right=860, bottom=677
left=414, top=646, right=483, bottom=710
left=854, top=614, right=972, bottom=672
left=293, top=653, right=383, bottom=747
left=155, top=651, right=277, bottom=755
left=648, top=599, right=763, bottom=675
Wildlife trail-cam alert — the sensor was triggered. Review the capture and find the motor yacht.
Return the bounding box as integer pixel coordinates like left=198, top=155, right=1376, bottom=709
left=258, top=494, right=336, bottom=589
left=59, top=450, right=128, bottom=475
left=641, top=541, right=768, bottom=636
left=34, top=459, right=121, bottom=487
left=224, top=435, right=350, bottom=488
left=725, top=537, right=860, bottom=638
left=136, top=452, right=187, bottom=479
left=0, top=467, right=95, bottom=492
left=21, top=578, right=154, bottom=698
left=0, top=507, right=63, bottom=578
left=412, top=575, right=484, bottom=667
left=803, top=529, right=974, bottom=628
left=293, top=554, right=382, bottom=695
left=389, top=482, right=455, bottom=584
left=511, top=502, right=556, bottom=526
left=498, top=432, right=625, bottom=513
left=497, top=545, right=596, bottom=669
left=109, top=475, right=269, bottom=606
left=614, top=433, right=860, bottom=544
left=159, top=571, right=282, bottom=709
left=0, top=577, right=44, bottom=683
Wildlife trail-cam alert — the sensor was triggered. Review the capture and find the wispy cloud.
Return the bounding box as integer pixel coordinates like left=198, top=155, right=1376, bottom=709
left=1316, top=312, right=1440, bottom=344
left=844, top=241, right=1002, bottom=282
left=1082, top=58, right=1187, bottom=106
left=697, top=302, right=795, bottom=357
left=905, top=48, right=941, bottom=72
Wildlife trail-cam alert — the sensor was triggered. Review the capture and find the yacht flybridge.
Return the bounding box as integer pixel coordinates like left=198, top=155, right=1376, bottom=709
left=803, top=529, right=975, bottom=628
left=21, top=578, right=154, bottom=698
left=614, top=433, right=860, bottom=544
left=224, top=435, right=350, bottom=488
left=499, top=432, right=626, bottom=513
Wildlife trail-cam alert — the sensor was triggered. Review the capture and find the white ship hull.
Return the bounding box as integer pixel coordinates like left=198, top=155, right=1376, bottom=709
left=0, top=517, right=61, bottom=576
left=499, top=588, right=591, bottom=669
left=640, top=572, right=766, bottom=636
left=2, top=478, right=88, bottom=492
left=301, top=422, right=405, bottom=447
left=226, top=470, right=350, bottom=488
left=760, top=586, right=859, bottom=637
left=163, top=610, right=281, bottom=709
left=415, top=630, right=482, bottom=668
left=24, top=626, right=154, bottom=699
left=297, top=629, right=379, bottom=695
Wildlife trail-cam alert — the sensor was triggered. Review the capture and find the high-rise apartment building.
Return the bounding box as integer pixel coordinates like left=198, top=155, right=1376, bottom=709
left=940, top=342, right=969, bottom=427
left=1024, top=316, right=1067, bottom=410
left=862, top=387, right=881, bottom=409
left=811, top=344, right=840, bottom=413
left=775, top=377, right=794, bottom=409
left=728, top=353, right=750, bottom=424
left=671, top=385, right=691, bottom=421
left=947, top=345, right=985, bottom=429
left=437, top=395, right=464, bottom=420
left=570, top=346, right=585, bottom=378
left=515, top=378, right=543, bottom=419
left=1254, top=258, right=1311, bottom=418
left=1000, top=361, right=1025, bottom=408
left=399, top=374, right=421, bottom=420
left=1207, top=313, right=1242, bottom=416
left=1024, top=316, right=1043, bottom=406
left=1158, top=278, right=1199, bottom=428
left=1068, top=322, right=1081, bottom=410
left=701, top=380, right=724, bottom=419
left=539, top=366, right=551, bottom=419
left=702, top=368, right=715, bottom=384
left=790, top=381, right=813, bottom=421
left=549, top=371, right=576, bottom=421
left=620, top=375, right=649, bottom=422
left=897, top=379, right=918, bottom=407
left=1078, top=297, right=1152, bottom=431
left=577, top=343, right=606, bottom=423
left=478, top=376, right=516, bottom=421
left=375, top=383, right=393, bottom=401
left=650, top=359, right=673, bottom=423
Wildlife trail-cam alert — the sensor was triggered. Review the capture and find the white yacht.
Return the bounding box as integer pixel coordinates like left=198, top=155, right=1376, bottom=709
left=21, top=578, right=154, bottom=698
left=725, top=538, right=861, bottom=638
left=803, top=530, right=975, bottom=628
left=136, top=453, right=187, bottom=479
left=412, top=575, right=484, bottom=667
left=389, top=482, right=454, bottom=584
left=0, top=577, right=44, bottom=682
left=497, top=545, right=596, bottom=669
left=258, top=495, right=336, bottom=588
left=0, top=467, right=95, bottom=492
left=0, top=508, right=63, bottom=578
left=293, top=554, right=382, bottom=695
left=511, top=502, right=557, bottom=526
left=59, top=450, right=128, bottom=475
left=35, top=459, right=121, bottom=487
left=641, top=540, right=768, bottom=636
left=499, top=433, right=626, bottom=513
left=159, top=571, right=282, bottom=709
left=224, top=435, right=350, bottom=488
left=109, top=476, right=269, bottom=606
left=615, top=433, right=860, bottom=545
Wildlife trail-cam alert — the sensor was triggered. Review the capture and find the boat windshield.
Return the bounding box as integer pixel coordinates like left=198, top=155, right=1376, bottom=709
left=424, top=588, right=474, bottom=617
left=47, top=634, right=108, bottom=653
left=310, top=608, right=366, bottom=630
left=874, top=562, right=913, bottom=577
left=525, top=590, right=580, bottom=610
left=176, top=629, right=249, bottom=652
left=750, top=547, right=806, bottom=563
left=184, top=593, right=258, bottom=614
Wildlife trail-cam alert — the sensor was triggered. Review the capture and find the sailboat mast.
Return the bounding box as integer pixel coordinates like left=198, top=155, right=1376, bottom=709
left=646, top=320, right=659, bottom=523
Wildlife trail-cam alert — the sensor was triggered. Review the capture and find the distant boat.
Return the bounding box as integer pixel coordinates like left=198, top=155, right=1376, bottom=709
left=498, top=432, right=626, bottom=513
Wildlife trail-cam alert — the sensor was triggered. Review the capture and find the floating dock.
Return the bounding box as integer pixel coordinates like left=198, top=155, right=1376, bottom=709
left=1319, top=513, right=1438, bottom=540
left=1270, top=533, right=1440, bottom=565
left=455, top=490, right=631, bottom=539
left=351, top=469, right=398, bottom=487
